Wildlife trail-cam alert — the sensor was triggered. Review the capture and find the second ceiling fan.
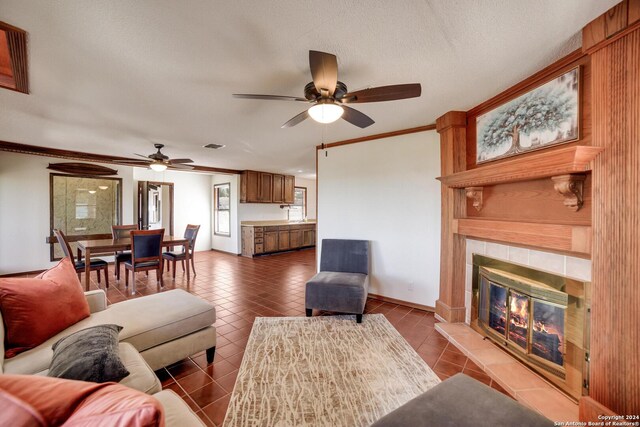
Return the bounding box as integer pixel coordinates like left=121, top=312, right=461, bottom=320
left=233, top=50, right=421, bottom=129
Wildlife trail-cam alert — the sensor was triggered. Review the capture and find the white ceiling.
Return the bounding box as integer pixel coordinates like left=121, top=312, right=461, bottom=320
left=0, top=0, right=616, bottom=178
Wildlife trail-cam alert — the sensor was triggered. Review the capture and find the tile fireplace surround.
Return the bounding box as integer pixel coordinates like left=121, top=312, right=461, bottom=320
left=435, top=238, right=592, bottom=421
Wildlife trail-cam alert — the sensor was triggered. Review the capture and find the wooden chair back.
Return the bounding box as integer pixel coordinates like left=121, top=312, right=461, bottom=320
left=184, top=224, right=200, bottom=253
left=130, top=229, right=164, bottom=264
left=53, top=229, right=76, bottom=263
left=112, top=224, right=138, bottom=239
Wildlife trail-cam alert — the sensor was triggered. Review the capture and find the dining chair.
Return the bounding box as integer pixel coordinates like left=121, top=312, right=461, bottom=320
left=124, top=228, right=164, bottom=293
left=162, top=224, right=200, bottom=280
left=111, top=224, right=138, bottom=282
left=53, top=229, right=109, bottom=288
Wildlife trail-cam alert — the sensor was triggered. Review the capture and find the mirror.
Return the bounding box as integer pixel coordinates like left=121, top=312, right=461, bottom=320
left=137, top=181, right=174, bottom=235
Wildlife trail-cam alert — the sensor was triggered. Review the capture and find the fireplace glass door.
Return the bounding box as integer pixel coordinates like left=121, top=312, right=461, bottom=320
left=488, top=283, right=507, bottom=336
left=532, top=301, right=565, bottom=366
left=508, top=291, right=529, bottom=350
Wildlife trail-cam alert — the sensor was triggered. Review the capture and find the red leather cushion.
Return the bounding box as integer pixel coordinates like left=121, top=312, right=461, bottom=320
left=0, top=258, right=90, bottom=358
left=0, top=389, right=45, bottom=427
left=0, top=375, right=164, bottom=427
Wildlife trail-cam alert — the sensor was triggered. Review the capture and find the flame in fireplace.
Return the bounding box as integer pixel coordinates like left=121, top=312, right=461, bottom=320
left=509, top=295, right=528, bottom=329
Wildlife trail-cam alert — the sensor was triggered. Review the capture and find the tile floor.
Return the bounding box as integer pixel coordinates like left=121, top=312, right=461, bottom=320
left=75, top=248, right=510, bottom=426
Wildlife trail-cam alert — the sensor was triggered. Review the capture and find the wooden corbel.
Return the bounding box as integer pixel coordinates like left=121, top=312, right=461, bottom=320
left=465, top=187, right=483, bottom=212
left=551, top=174, right=587, bottom=211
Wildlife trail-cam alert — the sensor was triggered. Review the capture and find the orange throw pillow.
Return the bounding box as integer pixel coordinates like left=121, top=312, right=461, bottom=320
left=0, top=258, right=90, bottom=358
left=0, top=375, right=164, bottom=427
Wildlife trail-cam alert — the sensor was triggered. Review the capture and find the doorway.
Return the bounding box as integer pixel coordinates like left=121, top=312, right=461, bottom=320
left=138, top=181, right=174, bottom=235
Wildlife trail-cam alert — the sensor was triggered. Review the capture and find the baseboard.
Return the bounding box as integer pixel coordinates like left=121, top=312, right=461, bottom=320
left=210, top=248, right=241, bottom=256
left=368, top=293, right=435, bottom=313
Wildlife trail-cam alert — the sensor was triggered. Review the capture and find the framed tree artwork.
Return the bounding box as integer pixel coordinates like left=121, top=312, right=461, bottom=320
left=476, top=67, right=580, bottom=164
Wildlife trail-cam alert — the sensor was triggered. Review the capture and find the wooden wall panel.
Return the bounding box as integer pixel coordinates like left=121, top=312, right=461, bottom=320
left=587, top=26, right=640, bottom=417
left=467, top=176, right=592, bottom=226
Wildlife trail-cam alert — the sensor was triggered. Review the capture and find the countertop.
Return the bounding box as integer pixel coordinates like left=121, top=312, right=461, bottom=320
left=241, top=220, right=316, bottom=227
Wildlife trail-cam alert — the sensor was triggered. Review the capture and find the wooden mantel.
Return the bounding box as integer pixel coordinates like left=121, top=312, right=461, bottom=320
left=437, top=145, right=603, bottom=188
left=453, top=218, right=591, bottom=256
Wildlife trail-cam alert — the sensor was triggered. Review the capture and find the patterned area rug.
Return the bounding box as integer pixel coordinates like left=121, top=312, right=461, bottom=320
left=223, top=314, right=440, bottom=427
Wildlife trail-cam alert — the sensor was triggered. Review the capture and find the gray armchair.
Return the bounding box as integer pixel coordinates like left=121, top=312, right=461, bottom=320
left=305, top=239, right=370, bottom=323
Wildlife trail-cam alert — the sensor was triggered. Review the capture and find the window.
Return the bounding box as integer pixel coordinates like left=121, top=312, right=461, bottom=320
left=214, top=183, right=231, bottom=236
left=288, top=187, right=307, bottom=221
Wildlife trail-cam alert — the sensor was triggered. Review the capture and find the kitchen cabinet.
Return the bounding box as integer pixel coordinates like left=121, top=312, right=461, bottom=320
left=240, top=170, right=295, bottom=204
left=289, top=229, right=302, bottom=248
left=259, top=172, right=272, bottom=202
left=278, top=229, right=290, bottom=250
left=303, top=228, right=315, bottom=247
left=240, top=170, right=260, bottom=203
left=264, top=229, right=279, bottom=253
left=284, top=175, right=295, bottom=204
left=272, top=174, right=284, bottom=203
left=241, top=222, right=316, bottom=257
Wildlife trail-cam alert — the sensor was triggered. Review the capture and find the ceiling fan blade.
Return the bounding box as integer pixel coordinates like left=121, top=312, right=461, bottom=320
left=134, top=153, right=152, bottom=159
left=281, top=110, right=309, bottom=128
left=341, top=83, right=422, bottom=103
left=233, top=94, right=308, bottom=102
left=168, top=158, right=194, bottom=164
left=169, top=164, right=194, bottom=170
left=341, top=106, right=375, bottom=128
left=309, top=50, right=338, bottom=96
left=119, top=159, right=151, bottom=164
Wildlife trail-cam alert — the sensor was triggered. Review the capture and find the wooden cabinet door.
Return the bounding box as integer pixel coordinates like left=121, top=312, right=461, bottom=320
left=264, top=231, right=278, bottom=252
left=243, top=171, right=260, bottom=203
left=272, top=174, right=284, bottom=203
left=284, top=175, right=295, bottom=204
left=289, top=229, right=302, bottom=248
left=259, top=173, right=273, bottom=202
left=240, top=226, right=254, bottom=257
left=240, top=172, right=247, bottom=203
left=303, top=230, right=316, bottom=246
left=278, top=230, right=290, bottom=250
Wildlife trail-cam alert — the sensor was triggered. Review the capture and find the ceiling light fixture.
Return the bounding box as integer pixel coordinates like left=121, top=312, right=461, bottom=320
left=98, top=185, right=109, bottom=190
left=88, top=190, right=97, bottom=194
left=308, top=101, right=344, bottom=124
left=150, top=161, right=167, bottom=172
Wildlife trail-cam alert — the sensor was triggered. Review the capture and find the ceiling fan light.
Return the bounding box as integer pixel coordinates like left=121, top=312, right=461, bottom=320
left=150, top=162, right=167, bottom=172
left=308, top=103, right=344, bottom=124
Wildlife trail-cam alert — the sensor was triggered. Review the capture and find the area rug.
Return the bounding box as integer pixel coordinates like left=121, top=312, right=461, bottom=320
left=222, top=314, right=440, bottom=427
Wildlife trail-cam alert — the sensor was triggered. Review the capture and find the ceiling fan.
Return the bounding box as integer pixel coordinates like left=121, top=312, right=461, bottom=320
left=233, top=50, right=422, bottom=129
left=120, top=144, right=194, bottom=172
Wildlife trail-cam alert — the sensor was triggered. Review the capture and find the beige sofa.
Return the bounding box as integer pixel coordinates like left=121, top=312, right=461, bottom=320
left=0, top=289, right=217, bottom=426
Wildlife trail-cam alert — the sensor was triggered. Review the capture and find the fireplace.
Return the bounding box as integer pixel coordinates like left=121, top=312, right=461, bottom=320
left=472, top=255, right=590, bottom=402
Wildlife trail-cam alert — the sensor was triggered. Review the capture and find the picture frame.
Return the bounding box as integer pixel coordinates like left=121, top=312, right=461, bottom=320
left=476, top=67, right=580, bottom=164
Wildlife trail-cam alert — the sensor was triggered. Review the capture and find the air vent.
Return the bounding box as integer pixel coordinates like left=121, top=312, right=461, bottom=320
left=203, top=143, right=225, bottom=149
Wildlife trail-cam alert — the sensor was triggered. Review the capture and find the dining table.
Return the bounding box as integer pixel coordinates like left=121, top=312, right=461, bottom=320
left=76, top=235, right=190, bottom=291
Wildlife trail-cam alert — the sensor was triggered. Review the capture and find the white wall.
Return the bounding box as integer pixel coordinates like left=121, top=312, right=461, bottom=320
left=0, top=152, right=134, bottom=274
left=317, top=131, right=441, bottom=307
left=132, top=168, right=212, bottom=251
left=211, top=173, right=239, bottom=254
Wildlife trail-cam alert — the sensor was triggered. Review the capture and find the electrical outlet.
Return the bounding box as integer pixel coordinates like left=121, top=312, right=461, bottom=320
left=408, top=282, right=414, bottom=291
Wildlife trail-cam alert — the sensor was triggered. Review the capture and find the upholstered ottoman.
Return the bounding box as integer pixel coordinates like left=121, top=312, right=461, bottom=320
left=370, top=374, right=553, bottom=427
left=89, top=289, right=217, bottom=370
